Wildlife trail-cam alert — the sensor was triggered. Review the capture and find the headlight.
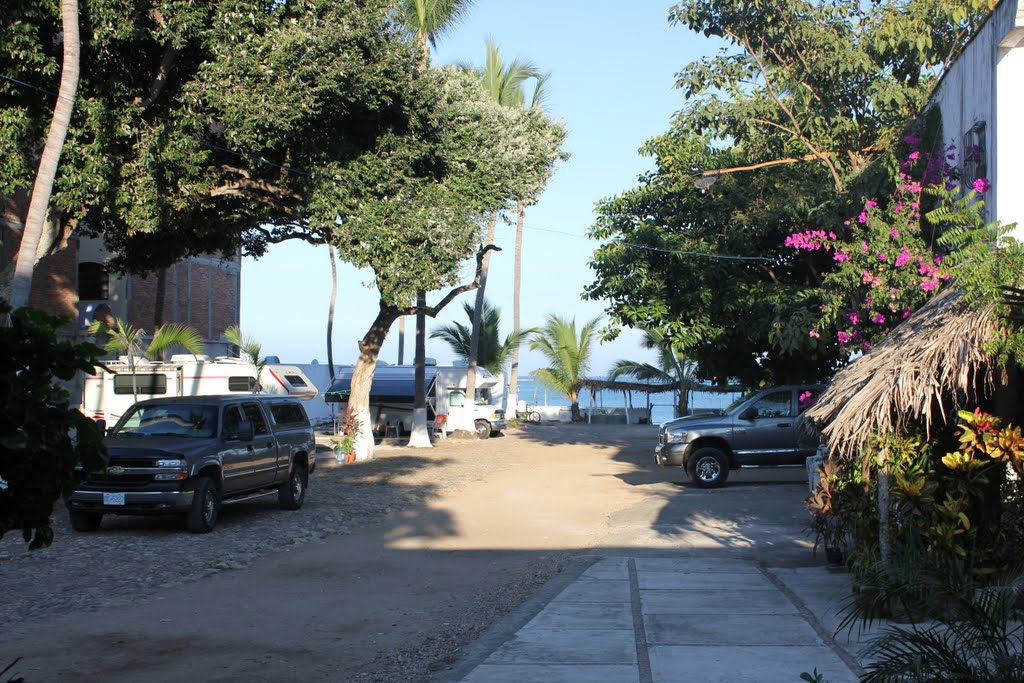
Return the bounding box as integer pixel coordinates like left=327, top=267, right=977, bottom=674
left=156, top=459, right=186, bottom=468
left=666, top=430, right=688, bottom=444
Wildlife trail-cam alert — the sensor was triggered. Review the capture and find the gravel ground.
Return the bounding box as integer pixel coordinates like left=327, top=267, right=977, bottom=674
left=0, top=429, right=574, bottom=681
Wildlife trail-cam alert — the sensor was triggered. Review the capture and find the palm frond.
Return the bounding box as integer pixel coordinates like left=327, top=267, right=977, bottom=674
left=144, top=323, right=205, bottom=360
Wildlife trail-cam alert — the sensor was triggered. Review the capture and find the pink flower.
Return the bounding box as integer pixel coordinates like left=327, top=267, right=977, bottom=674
left=846, top=312, right=860, bottom=325
left=904, top=135, right=922, bottom=147
left=903, top=309, right=912, bottom=319
left=921, top=279, right=939, bottom=292
left=865, top=296, right=873, bottom=305
left=863, top=342, right=871, bottom=351
left=858, top=212, right=868, bottom=224
left=861, top=241, right=869, bottom=254
left=973, top=178, right=991, bottom=193
left=838, top=331, right=852, bottom=346
left=889, top=230, right=899, bottom=239
left=908, top=151, right=920, bottom=161
left=866, top=200, right=878, bottom=208
left=871, top=313, right=886, bottom=324
left=895, top=247, right=913, bottom=268
left=799, top=391, right=816, bottom=407
left=809, top=330, right=820, bottom=338
left=834, top=251, right=850, bottom=262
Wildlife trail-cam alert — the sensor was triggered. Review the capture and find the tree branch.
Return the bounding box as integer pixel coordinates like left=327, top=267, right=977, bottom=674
left=133, top=43, right=177, bottom=110
left=397, top=244, right=502, bottom=317
left=249, top=224, right=325, bottom=247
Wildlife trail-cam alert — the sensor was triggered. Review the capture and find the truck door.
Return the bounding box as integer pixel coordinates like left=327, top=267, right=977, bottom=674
left=240, top=401, right=278, bottom=487
left=220, top=404, right=255, bottom=493
left=730, top=389, right=800, bottom=465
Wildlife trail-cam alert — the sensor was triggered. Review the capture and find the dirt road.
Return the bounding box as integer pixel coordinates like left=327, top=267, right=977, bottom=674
left=0, top=424, right=814, bottom=681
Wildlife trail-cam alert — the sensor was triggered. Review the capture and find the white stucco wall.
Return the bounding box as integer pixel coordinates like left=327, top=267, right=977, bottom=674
left=931, top=0, right=1024, bottom=235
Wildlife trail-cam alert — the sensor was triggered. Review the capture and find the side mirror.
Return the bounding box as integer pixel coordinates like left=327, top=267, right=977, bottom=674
left=739, top=406, right=758, bottom=421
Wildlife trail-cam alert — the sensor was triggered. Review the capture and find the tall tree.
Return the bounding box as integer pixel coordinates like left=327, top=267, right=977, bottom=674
left=587, top=0, right=994, bottom=386
left=461, top=39, right=544, bottom=410
left=395, top=0, right=477, bottom=445
left=327, top=245, right=337, bottom=379
left=8, top=0, right=80, bottom=310
left=529, top=314, right=602, bottom=422
left=430, top=298, right=534, bottom=375
left=608, top=328, right=697, bottom=418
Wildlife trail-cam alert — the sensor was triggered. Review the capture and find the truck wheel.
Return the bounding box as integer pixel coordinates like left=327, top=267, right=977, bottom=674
left=278, top=461, right=308, bottom=510
left=528, top=411, right=542, bottom=424
left=474, top=420, right=491, bottom=439
left=69, top=510, right=102, bottom=532
left=186, top=476, right=220, bottom=533
left=688, top=448, right=730, bottom=488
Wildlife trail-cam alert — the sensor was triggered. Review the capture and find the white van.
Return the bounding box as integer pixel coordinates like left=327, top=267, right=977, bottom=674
left=82, top=355, right=317, bottom=428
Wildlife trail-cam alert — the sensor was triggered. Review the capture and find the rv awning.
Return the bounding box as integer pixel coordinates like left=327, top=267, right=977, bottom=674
left=324, top=366, right=440, bottom=403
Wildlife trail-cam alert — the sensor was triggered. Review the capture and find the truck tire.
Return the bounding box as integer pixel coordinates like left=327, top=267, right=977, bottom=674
left=528, top=411, right=541, bottom=424
left=688, top=447, right=730, bottom=488
left=69, top=510, right=102, bottom=532
left=186, top=476, right=220, bottom=533
left=278, top=461, right=308, bottom=510
left=474, top=420, right=491, bottom=439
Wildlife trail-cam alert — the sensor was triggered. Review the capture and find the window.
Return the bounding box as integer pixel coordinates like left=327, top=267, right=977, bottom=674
left=113, top=373, right=167, bottom=395
left=241, top=402, right=269, bottom=436
left=751, top=391, right=793, bottom=419
left=228, top=376, right=258, bottom=392
left=284, top=375, right=308, bottom=387
left=222, top=406, right=244, bottom=439
left=962, top=122, right=987, bottom=186
left=269, top=402, right=309, bottom=428
left=78, top=262, right=109, bottom=301
left=114, top=404, right=216, bottom=438
left=449, top=390, right=465, bottom=407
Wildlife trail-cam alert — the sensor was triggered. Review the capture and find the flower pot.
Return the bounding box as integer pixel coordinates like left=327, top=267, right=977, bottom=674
left=344, top=451, right=356, bottom=464
left=825, top=547, right=846, bottom=570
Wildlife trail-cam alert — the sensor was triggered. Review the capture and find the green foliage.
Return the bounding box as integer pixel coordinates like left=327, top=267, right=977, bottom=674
left=529, top=314, right=601, bottom=421
left=608, top=327, right=698, bottom=416
left=1, top=0, right=421, bottom=273
left=587, top=0, right=991, bottom=385
left=429, top=298, right=534, bottom=375
left=0, top=300, right=106, bottom=550
left=224, top=325, right=265, bottom=381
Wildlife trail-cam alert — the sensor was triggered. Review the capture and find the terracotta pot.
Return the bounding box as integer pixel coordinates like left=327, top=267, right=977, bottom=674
left=345, top=451, right=356, bottom=464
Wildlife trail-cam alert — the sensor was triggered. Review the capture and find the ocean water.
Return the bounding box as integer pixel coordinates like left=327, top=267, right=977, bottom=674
left=514, top=376, right=741, bottom=425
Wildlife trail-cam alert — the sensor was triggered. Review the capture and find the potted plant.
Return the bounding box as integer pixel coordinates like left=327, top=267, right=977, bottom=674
left=807, top=460, right=847, bottom=568
left=332, top=408, right=361, bottom=464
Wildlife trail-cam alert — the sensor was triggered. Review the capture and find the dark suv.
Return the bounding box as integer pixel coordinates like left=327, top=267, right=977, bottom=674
left=654, top=385, right=822, bottom=488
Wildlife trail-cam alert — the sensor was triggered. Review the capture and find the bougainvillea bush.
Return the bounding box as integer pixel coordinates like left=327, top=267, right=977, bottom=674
left=786, top=139, right=972, bottom=353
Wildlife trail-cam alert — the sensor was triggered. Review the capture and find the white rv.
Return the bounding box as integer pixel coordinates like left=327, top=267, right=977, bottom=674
left=82, top=355, right=317, bottom=429
left=324, top=364, right=507, bottom=438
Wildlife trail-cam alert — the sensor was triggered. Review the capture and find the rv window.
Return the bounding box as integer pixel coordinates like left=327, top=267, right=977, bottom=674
left=476, top=389, right=491, bottom=405
left=113, top=373, right=168, bottom=395
left=284, top=375, right=308, bottom=387
left=269, top=402, right=309, bottom=428
left=449, top=390, right=465, bottom=408
left=241, top=402, right=270, bottom=436
left=228, top=376, right=259, bottom=392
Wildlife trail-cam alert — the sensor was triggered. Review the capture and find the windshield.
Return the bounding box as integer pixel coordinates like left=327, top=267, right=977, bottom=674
left=722, top=390, right=759, bottom=415
left=114, top=404, right=218, bottom=438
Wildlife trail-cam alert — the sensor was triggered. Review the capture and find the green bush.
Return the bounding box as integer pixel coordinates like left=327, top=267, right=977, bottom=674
left=0, top=300, right=106, bottom=549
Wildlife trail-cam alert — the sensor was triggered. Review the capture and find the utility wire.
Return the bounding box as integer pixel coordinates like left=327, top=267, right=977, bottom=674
left=3, top=71, right=776, bottom=264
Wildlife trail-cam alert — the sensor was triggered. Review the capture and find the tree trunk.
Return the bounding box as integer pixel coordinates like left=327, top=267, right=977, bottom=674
left=677, top=381, right=691, bottom=417
left=397, top=316, right=406, bottom=364
left=466, top=214, right=497, bottom=412
left=153, top=269, right=167, bottom=330
left=408, top=291, right=432, bottom=447
left=570, top=401, right=581, bottom=422
left=508, top=199, right=526, bottom=412
left=10, top=0, right=80, bottom=310
left=327, top=245, right=337, bottom=378
left=349, top=305, right=401, bottom=461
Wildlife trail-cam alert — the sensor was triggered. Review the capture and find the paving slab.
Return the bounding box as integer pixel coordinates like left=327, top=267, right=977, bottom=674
left=527, top=602, right=634, bottom=630
left=634, top=557, right=763, bottom=573
left=553, top=577, right=632, bottom=603
left=640, top=587, right=798, bottom=614
left=460, top=664, right=640, bottom=683
left=644, top=612, right=824, bottom=646
left=483, top=628, right=637, bottom=666
left=638, top=570, right=775, bottom=591
left=648, top=644, right=860, bottom=683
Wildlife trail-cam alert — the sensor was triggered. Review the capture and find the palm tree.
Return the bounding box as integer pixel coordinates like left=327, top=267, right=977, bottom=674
left=88, top=319, right=205, bottom=405
left=10, top=0, right=80, bottom=310
left=395, top=0, right=476, bottom=446
left=431, top=298, right=534, bottom=375
left=327, top=245, right=338, bottom=378
left=224, top=325, right=266, bottom=389
left=529, top=314, right=601, bottom=422
left=608, top=328, right=697, bottom=418
left=461, top=39, right=543, bottom=401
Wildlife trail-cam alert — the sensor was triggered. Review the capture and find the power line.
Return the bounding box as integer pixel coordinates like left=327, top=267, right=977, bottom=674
left=525, top=224, right=776, bottom=262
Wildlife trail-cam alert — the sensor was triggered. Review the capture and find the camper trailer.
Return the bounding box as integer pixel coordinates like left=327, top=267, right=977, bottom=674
left=82, top=355, right=317, bottom=428
left=324, top=364, right=506, bottom=438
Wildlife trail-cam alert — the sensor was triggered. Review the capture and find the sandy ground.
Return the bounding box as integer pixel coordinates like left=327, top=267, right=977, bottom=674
left=0, top=424, right=815, bottom=681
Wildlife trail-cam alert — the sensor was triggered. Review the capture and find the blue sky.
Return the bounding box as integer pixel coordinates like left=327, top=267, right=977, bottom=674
left=241, top=1, right=720, bottom=375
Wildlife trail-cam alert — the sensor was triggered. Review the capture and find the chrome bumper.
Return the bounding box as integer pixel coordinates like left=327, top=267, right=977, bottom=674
left=68, top=489, right=194, bottom=514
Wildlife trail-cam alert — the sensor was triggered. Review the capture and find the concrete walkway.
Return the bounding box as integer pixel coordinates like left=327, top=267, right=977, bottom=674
left=443, top=555, right=877, bottom=683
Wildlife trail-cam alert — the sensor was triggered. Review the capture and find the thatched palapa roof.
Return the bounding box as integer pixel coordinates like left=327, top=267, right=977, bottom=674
left=801, top=287, right=997, bottom=458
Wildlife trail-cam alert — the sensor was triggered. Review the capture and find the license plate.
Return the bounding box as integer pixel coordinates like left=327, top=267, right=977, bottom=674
left=103, top=492, right=126, bottom=506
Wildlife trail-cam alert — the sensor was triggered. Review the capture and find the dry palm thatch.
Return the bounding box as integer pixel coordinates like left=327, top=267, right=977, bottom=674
left=800, top=287, right=997, bottom=459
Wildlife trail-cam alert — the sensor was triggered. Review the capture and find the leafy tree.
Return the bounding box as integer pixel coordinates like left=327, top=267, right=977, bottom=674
left=529, top=314, right=602, bottom=422
left=608, top=328, right=697, bottom=418
left=88, top=319, right=205, bottom=404
left=586, top=0, right=993, bottom=386
left=430, top=298, right=535, bottom=376
left=1, top=0, right=419, bottom=280
left=0, top=300, right=106, bottom=549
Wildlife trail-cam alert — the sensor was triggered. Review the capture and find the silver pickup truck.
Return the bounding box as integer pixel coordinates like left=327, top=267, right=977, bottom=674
left=655, top=385, right=822, bottom=488
left=67, top=394, right=315, bottom=533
